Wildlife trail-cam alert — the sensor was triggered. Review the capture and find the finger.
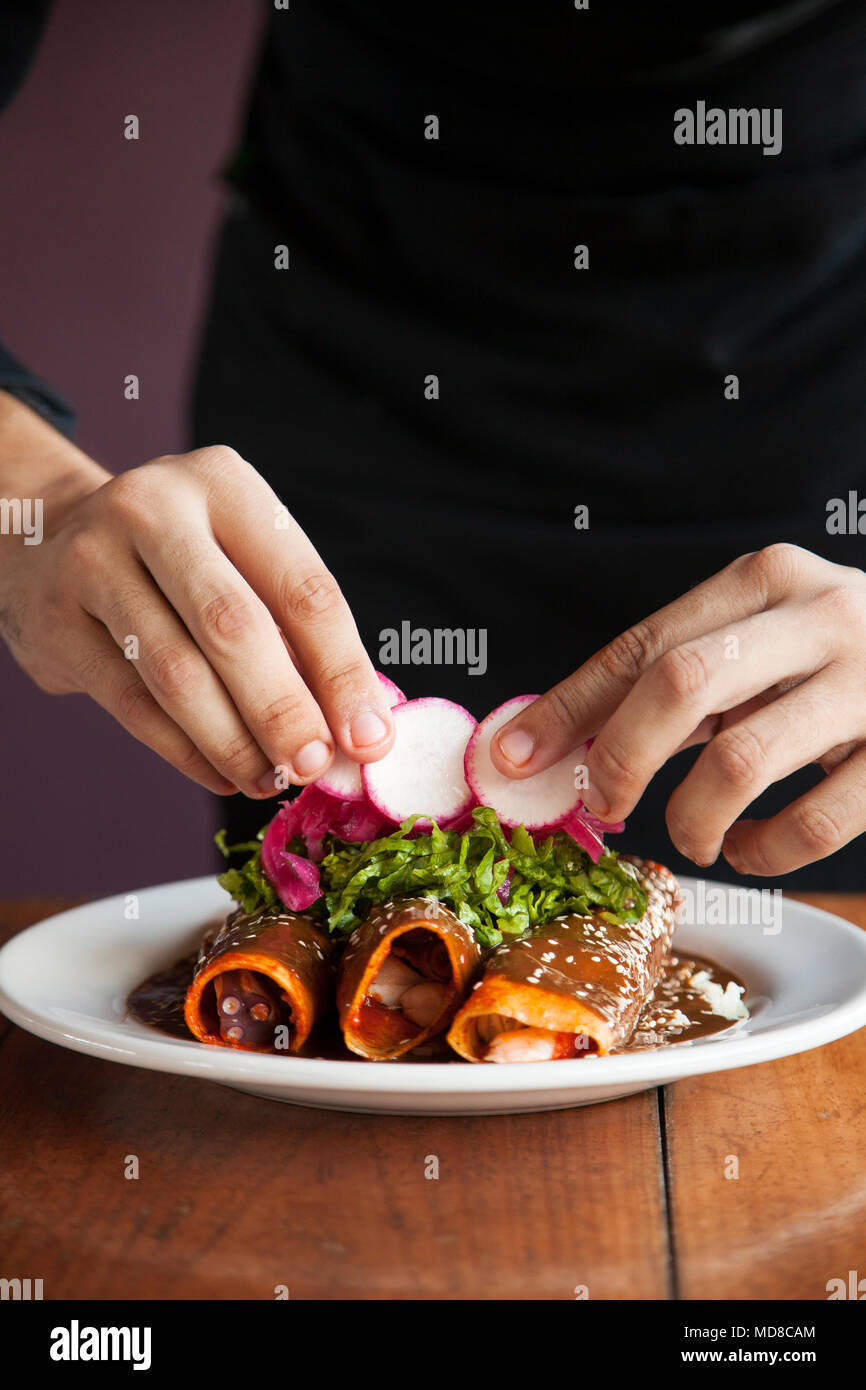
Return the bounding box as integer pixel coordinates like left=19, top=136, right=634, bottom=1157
left=578, top=602, right=830, bottom=822
left=491, top=542, right=817, bottom=778
left=191, top=447, right=394, bottom=761
left=80, top=558, right=281, bottom=797
left=819, top=738, right=863, bottom=773
left=132, top=510, right=339, bottom=786
left=69, top=614, right=239, bottom=796
left=721, top=743, right=866, bottom=876
left=670, top=697, right=771, bottom=757
left=672, top=713, right=722, bottom=755
left=665, top=667, right=859, bottom=865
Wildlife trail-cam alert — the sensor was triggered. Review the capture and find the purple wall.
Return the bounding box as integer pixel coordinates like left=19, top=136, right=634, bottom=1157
left=0, top=1, right=264, bottom=894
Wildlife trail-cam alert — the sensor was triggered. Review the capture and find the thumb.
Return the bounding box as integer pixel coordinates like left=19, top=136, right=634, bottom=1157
left=489, top=683, right=594, bottom=780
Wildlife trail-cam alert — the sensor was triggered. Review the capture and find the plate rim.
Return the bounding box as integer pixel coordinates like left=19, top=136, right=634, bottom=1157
left=1, top=873, right=865, bottom=1095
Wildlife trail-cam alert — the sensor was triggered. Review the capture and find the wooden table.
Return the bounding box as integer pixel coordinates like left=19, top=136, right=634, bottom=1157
left=1, top=893, right=864, bottom=1302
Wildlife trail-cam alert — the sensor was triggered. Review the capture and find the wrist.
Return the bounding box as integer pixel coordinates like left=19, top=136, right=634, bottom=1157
left=0, top=390, right=112, bottom=557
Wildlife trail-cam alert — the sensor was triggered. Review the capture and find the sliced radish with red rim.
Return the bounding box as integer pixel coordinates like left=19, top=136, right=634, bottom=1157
left=464, top=694, right=586, bottom=830
left=361, top=697, right=476, bottom=829
left=315, top=671, right=407, bottom=801
left=375, top=671, right=406, bottom=707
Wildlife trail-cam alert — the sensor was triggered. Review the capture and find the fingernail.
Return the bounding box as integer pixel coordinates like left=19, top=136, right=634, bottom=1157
left=255, top=771, right=278, bottom=796
left=293, top=739, right=332, bottom=777
left=350, top=711, right=388, bottom=748
left=497, top=728, right=535, bottom=767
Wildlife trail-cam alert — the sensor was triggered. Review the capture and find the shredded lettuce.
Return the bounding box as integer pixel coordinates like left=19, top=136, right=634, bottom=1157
left=216, top=807, right=646, bottom=949
left=215, top=827, right=280, bottom=917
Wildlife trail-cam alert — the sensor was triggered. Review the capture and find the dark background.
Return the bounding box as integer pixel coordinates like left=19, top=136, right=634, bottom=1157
left=0, top=1, right=263, bottom=893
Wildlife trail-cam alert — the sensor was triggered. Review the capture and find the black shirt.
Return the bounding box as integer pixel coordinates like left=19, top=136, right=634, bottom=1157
left=213, top=0, right=866, bottom=528
left=194, top=2, right=866, bottom=886
left=4, top=2, right=866, bottom=885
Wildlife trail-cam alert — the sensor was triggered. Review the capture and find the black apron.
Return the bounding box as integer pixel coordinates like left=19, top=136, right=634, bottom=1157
left=192, top=1, right=866, bottom=889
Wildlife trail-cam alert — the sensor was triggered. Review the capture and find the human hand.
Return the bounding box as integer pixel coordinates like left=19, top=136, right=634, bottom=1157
left=491, top=544, right=866, bottom=875
left=0, top=436, right=394, bottom=797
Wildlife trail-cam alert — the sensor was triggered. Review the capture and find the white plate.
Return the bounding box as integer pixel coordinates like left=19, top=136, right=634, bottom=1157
left=0, top=876, right=865, bottom=1115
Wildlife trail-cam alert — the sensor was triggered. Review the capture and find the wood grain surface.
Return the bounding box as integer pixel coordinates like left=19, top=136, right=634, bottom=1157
left=0, top=894, right=863, bottom=1300
left=664, top=891, right=866, bottom=1302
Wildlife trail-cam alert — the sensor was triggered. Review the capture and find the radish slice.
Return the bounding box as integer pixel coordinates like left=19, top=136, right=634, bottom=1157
left=464, top=695, right=585, bottom=830
left=315, top=752, right=367, bottom=802
left=375, top=671, right=407, bottom=706
left=315, top=671, right=408, bottom=801
left=361, top=697, right=476, bottom=828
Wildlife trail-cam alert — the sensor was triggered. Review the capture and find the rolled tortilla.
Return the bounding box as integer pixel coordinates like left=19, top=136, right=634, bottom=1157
left=447, top=858, right=682, bottom=1062
left=184, top=907, right=332, bottom=1053
left=336, top=897, right=481, bottom=1059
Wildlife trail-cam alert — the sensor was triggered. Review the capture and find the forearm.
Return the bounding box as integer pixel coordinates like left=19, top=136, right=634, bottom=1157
left=0, top=390, right=112, bottom=562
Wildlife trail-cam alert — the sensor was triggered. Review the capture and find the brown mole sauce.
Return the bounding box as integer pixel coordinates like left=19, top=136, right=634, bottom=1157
left=127, top=952, right=199, bottom=1039
left=614, top=952, right=748, bottom=1054
left=126, top=949, right=747, bottom=1060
